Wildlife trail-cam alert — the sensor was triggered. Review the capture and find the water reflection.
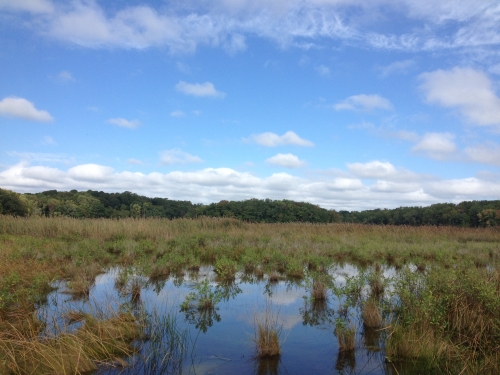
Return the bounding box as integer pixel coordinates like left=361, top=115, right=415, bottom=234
left=335, top=349, right=356, bottom=374
left=39, top=265, right=399, bottom=375
left=300, top=298, right=335, bottom=327
left=255, top=356, right=283, bottom=375
left=363, top=327, right=382, bottom=353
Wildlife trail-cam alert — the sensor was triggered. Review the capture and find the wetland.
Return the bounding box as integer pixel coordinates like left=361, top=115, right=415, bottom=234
left=1, top=217, right=499, bottom=374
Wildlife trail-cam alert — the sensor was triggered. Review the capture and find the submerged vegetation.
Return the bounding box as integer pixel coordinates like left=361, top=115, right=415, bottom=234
left=0, top=215, right=499, bottom=373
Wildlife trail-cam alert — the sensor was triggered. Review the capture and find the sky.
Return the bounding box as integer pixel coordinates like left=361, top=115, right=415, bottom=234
left=1, top=0, right=500, bottom=210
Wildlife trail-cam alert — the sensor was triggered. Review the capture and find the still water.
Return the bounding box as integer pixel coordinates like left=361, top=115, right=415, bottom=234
left=40, top=265, right=406, bottom=375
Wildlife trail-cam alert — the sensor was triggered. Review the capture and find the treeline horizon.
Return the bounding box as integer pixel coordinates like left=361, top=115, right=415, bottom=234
left=1, top=187, right=499, bottom=227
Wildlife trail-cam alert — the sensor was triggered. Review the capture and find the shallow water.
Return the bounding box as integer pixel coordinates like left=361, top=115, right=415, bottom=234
left=39, top=265, right=409, bottom=375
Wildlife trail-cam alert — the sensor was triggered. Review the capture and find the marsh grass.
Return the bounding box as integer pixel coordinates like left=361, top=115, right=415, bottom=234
left=311, top=280, right=327, bottom=300
left=362, top=299, right=382, bottom=328
left=254, top=304, right=284, bottom=358
left=334, top=320, right=356, bottom=352
left=1, top=217, right=500, bottom=372
left=0, top=309, right=140, bottom=375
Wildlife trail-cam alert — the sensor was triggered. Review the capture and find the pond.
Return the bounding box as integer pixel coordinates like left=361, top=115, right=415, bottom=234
left=39, top=265, right=417, bottom=375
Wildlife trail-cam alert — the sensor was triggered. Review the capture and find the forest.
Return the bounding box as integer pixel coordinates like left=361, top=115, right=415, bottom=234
left=1, top=187, right=499, bottom=227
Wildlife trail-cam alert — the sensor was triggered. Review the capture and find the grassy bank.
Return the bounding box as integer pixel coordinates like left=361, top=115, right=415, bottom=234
left=0, top=216, right=499, bottom=373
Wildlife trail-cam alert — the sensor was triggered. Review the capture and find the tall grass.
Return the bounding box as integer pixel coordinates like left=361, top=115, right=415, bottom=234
left=253, top=304, right=284, bottom=358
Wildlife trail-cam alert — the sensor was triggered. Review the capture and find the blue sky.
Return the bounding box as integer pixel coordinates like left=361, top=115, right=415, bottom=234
left=1, top=0, right=500, bottom=210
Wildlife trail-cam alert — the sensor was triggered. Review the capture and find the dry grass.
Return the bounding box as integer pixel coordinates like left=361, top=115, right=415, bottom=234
left=311, top=280, right=327, bottom=300
left=334, top=321, right=356, bottom=352
left=362, top=299, right=382, bottom=328
left=254, top=305, right=283, bottom=358
left=0, top=310, right=140, bottom=375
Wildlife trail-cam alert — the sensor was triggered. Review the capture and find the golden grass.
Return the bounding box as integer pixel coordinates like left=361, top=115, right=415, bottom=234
left=362, top=299, right=382, bottom=328
left=311, top=280, right=327, bottom=300
left=334, top=322, right=356, bottom=352
left=254, top=306, right=283, bottom=358
left=0, top=310, right=140, bottom=375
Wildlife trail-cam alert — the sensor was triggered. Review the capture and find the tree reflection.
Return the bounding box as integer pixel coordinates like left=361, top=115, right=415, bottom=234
left=300, top=298, right=336, bottom=327
left=181, top=279, right=242, bottom=333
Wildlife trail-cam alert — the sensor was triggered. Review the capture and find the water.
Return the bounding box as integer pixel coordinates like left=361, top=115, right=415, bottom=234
left=39, top=265, right=405, bottom=375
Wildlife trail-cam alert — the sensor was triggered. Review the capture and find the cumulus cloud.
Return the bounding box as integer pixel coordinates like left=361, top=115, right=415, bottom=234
left=106, top=118, right=141, bottom=129
left=464, top=142, right=500, bottom=166
left=68, top=164, right=114, bottom=182
left=2, top=160, right=500, bottom=210
left=265, top=153, right=305, bottom=168
left=175, top=81, right=225, bottom=98
left=347, top=160, right=421, bottom=181
left=334, top=94, right=393, bottom=111
left=411, top=132, right=457, bottom=160
left=419, top=67, right=500, bottom=127
left=347, top=161, right=396, bottom=179
left=159, top=149, right=203, bottom=165
left=247, top=131, right=314, bottom=147
left=0, top=97, right=54, bottom=122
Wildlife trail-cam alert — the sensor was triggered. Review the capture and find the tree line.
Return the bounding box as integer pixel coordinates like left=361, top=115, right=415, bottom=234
left=1, top=188, right=499, bottom=227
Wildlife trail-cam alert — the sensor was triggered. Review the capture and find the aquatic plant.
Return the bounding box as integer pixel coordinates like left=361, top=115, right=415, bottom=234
left=253, top=304, right=284, bottom=358
left=334, top=319, right=356, bottom=352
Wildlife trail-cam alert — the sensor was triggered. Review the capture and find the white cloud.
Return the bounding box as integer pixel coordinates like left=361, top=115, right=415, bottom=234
left=3, top=1, right=500, bottom=54
left=175, top=81, right=225, bottom=98
left=347, top=160, right=421, bottom=181
left=316, top=64, right=330, bottom=76
left=127, top=158, right=144, bottom=165
left=2, top=160, right=500, bottom=210
left=347, top=161, right=396, bottom=179
left=247, top=131, right=314, bottom=147
left=68, top=164, right=114, bottom=182
left=7, top=152, right=73, bottom=164
left=464, top=142, right=500, bottom=166
left=0, top=97, right=54, bottom=122
left=265, top=153, right=305, bottom=168
left=56, top=70, right=75, bottom=82
left=159, top=149, right=203, bottom=165
left=107, top=118, right=141, bottom=129
left=41, top=136, right=56, bottom=145
left=0, top=0, right=53, bottom=13
left=223, top=33, right=247, bottom=54
left=334, top=94, right=393, bottom=111
left=378, top=59, right=415, bottom=77
left=411, top=132, right=457, bottom=160
left=393, top=130, right=419, bottom=142
left=419, top=67, right=500, bottom=127
left=170, top=110, right=186, bottom=117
